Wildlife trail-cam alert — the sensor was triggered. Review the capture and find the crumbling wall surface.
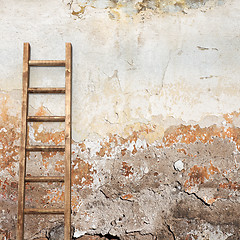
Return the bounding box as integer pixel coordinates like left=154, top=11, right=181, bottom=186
left=1, top=0, right=240, bottom=239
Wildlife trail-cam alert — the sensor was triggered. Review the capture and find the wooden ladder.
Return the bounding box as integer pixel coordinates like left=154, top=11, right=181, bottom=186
left=17, top=43, right=72, bottom=240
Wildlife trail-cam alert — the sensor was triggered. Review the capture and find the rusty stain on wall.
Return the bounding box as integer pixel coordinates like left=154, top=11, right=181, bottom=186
left=159, top=122, right=240, bottom=151
left=121, top=162, right=133, bottom=177
left=121, top=193, right=133, bottom=201
left=184, top=162, right=221, bottom=193
left=28, top=106, right=65, bottom=146
left=71, top=157, right=96, bottom=187
left=219, top=181, right=240, bottom=191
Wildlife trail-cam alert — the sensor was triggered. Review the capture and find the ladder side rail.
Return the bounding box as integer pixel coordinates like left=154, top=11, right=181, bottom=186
left=17, top=42, right=30, bottom=240
left=64, top=43, right=72, bottom=240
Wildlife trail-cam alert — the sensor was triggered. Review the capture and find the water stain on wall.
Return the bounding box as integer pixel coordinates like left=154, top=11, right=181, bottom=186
left=68, top=0, right=225, bottom=20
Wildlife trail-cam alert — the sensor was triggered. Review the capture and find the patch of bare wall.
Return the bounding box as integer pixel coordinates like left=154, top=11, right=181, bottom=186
left=0, top=0, right=240, bottom=239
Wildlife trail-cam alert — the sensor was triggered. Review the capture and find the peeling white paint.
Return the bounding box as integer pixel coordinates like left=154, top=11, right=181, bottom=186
left=0, top=128, right=7, bottom=133
left=187, top=223, right=233, bottom=240
left=174, top=160, right=184, bottom=172
left=73, top=229, right=86, bottom=238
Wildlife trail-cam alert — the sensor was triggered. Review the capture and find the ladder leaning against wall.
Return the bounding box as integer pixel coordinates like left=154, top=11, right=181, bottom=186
left=17, top=43, right=72, bottom=240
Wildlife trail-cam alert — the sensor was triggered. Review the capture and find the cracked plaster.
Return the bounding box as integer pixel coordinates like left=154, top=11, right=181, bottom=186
left=0, top=0, right=240, bottom=239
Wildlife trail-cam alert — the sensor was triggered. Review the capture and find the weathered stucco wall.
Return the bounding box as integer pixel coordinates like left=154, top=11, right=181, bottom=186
left=0, top=0, right=240, bottom=239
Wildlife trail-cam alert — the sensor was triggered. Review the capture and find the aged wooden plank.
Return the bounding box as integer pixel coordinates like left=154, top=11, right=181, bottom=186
left=29, top=60, right=65, bottom=66
left=64, top=42, right=72, bottom=240
left=17, top=42, right=30, bottom=240
left=26, top=145, right=65, bottom=152
left=25, top=176, right=64, bottom=182
left=24, top=208, right=64, bottom=214
left=28, top=87, right=65, bottom=94
left=27, top=116, right=65, bottom=122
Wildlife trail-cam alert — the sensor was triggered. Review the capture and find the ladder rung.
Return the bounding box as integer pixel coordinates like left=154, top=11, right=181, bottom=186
left=25, top=176, right=64, bottom=182
left=27, top=116, right=65, bottom=122
left=28, top=88, right=65, bottom=94
left=26, top=145, right=65, bottom=152
left=24, top=208, right=64, bottom=214
left=29, top=60, right=65, bottom=66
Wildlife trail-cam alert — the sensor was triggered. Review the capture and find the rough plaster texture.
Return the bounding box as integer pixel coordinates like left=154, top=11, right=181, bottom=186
left=0, top=0, right=240, bottom=239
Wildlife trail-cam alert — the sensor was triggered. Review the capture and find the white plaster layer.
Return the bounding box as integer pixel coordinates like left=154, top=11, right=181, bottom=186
left=0, top=0, right=240, bottom=142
